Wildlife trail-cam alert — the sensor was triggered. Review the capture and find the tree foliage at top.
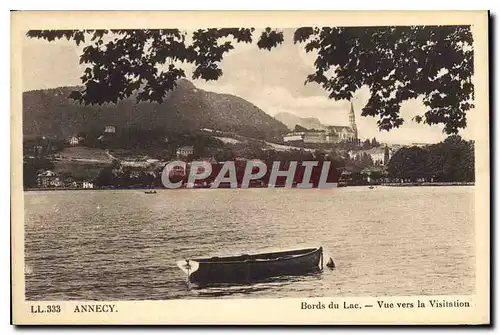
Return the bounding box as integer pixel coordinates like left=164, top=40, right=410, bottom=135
left=27, top=26, right=474, bottom=134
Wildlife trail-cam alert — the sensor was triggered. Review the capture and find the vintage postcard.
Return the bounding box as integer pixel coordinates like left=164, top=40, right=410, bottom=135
left=11, top=11, right=490, bottom=325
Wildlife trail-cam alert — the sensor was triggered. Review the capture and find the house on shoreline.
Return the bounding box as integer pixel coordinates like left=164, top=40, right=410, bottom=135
left=37, top=170, right=61, bottom=188
left=36, top=170, right=95, bottom=189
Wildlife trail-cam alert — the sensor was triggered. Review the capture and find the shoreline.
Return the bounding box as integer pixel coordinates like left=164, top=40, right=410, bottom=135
left=23, top=182, right=475, bottom=192
left=380, top=182, right=474, bottom=187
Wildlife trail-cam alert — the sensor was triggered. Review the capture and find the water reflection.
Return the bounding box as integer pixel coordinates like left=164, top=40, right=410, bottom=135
left=189, top=272, right=324, bottom=298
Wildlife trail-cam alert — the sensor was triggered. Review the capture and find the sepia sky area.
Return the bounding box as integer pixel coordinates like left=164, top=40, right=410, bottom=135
left=22, top=29, right=474, bottom=144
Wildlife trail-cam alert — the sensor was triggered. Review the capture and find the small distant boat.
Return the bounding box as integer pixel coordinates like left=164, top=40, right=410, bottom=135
left=177, top=247, right=324, bottom=285
left=144, top=190, right=157, bottom=194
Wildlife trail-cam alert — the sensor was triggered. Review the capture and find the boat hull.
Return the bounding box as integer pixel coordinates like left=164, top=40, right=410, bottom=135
left=182, top=247, right=323, bottom=285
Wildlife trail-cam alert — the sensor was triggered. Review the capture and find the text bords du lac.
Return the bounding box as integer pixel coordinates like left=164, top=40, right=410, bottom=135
left=301, top=299, right=471, bottom=310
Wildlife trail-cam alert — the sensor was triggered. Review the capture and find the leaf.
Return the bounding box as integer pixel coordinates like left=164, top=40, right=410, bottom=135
left=257, top=29, right=284, bottom=51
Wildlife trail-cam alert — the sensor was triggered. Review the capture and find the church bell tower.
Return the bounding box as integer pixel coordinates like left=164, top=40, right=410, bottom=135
left=348, top=101, right=358, bottom=140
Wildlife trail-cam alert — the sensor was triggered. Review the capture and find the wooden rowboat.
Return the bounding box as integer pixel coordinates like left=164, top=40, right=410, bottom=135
left=177, top=247, right=324, bottom=285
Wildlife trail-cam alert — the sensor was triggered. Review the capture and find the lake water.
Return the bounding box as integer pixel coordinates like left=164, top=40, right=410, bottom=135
left=23, top=186, right=475, bottom=300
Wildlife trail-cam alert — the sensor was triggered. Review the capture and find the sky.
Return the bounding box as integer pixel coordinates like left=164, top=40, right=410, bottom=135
left=22, top=29, right=474, bottom=145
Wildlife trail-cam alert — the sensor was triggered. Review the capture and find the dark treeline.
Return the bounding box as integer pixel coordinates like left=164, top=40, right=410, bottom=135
left=94, top=163, right=163, bottom=189
left=387, top=135, right=474, bottom=182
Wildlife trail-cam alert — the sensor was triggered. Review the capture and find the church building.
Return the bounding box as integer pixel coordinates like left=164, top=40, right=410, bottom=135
left=282, top=101, right=359, bottom=144
left=326, top=101, right=358, bottom=142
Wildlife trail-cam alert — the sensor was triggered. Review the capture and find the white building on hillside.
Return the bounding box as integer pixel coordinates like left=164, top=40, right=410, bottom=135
left=104, top=125, right=116, bottom=133
left=349, top=146, right=392, bottom=166
left=176, top=146, right=194, bottom=158
left=283, top=133, right=304, bottom=143
left=68, top=136, right=79, bottom=145
left=283, top=131, right=327, bottom=144
left=303, top=131, right=327, bottom=143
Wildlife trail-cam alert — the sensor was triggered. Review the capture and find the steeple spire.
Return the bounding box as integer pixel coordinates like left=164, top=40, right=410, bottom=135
left=348, top=101, right=358, bottom=140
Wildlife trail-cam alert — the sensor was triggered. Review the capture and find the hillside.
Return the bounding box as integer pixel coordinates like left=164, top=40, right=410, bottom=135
left=23, top=79, right=289, bottom=141
left=273, top=112, right=327, bottom=131
left=57, top=147, right=113, bottom=162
